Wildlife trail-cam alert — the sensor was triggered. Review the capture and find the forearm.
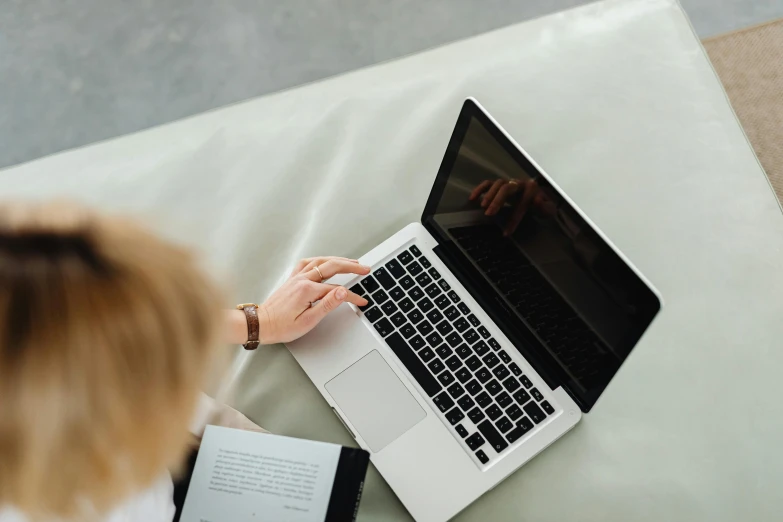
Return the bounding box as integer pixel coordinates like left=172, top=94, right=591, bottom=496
left=225, top=309, right=250, bottom=345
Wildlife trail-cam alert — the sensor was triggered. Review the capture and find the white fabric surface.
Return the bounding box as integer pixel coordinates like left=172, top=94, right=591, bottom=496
left=2, top=0, right=781, bottom=520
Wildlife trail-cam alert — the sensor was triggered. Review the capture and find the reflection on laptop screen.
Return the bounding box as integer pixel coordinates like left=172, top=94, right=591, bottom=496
left=424, top=109, right=659, bottom=409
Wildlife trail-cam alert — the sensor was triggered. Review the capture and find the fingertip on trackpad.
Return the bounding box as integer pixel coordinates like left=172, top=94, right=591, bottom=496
left=325, top=350, right=425, bottom=453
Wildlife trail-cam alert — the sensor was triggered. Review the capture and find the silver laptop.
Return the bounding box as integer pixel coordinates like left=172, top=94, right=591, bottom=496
left=287, top=98, right=661, bottom=521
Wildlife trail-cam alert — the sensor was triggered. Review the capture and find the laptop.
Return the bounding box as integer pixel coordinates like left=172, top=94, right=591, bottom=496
left=287, top=98, right=662, bottom=521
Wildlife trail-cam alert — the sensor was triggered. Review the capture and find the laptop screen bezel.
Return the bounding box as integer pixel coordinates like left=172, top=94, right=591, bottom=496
left=420, top=98, right=661, bottom=412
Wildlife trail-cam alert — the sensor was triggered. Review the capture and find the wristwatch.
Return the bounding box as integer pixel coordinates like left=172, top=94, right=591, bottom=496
left=236, top=303, right=261, bottom=350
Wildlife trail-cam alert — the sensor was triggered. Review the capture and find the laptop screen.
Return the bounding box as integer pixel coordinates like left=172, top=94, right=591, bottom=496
left=422, top=100, right=660, bottom=411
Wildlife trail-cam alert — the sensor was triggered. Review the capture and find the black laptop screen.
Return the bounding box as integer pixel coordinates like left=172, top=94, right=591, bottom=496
left=422, top=100, right=660, bottom=411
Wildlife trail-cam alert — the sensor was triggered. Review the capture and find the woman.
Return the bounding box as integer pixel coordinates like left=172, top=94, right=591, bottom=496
left=0, top=201, right=369, bottom=522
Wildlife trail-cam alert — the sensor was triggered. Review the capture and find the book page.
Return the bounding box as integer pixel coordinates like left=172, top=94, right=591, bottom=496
left=180, top=425, right=341, bottom=522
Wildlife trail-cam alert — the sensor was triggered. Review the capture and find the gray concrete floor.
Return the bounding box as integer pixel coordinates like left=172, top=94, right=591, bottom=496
left=2, top=0, right=782, bottom=169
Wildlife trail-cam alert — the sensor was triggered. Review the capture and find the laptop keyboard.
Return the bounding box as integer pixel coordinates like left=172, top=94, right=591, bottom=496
left=450, top=224, right=612, bottom=387
left=350, top=245, right=554, bottom=466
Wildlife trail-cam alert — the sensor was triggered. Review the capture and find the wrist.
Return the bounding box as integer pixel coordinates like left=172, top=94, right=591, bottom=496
left=256, top=303, right=274, bottom=345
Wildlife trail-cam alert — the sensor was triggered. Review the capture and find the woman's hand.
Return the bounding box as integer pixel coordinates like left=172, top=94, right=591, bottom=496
left=255, top=257, right=370, bottom=345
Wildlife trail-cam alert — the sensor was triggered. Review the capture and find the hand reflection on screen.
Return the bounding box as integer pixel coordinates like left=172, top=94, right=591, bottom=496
left=468, top=178, right=555, bottom=236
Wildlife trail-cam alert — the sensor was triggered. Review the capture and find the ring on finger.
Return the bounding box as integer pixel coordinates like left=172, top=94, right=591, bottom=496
left=314, top=265, right=325, bottom=282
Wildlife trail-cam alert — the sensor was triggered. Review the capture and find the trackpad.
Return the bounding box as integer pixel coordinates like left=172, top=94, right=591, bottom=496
left=325, top=350, right=426, bottom=453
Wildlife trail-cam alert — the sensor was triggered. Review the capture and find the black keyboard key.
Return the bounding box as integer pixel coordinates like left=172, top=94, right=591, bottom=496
left=468, top=407, right=485, bottom=423
left=509, top=363, right=523, bottom=376
left=467, top=314, right=481, bottom=327
left=400, top=323, right=416, bottom=339
left=418, top=297, right=434, bottom=313
left=398, top=250, right=414, bottom=265
left=489, top=338, right=502, bottom=351
left=496, top=391, right=512, bottom=409
left=358, top=294, right=373, bottom=312
left=446, top=407, right=465, bottom=425
left=475, top=391, right=492, bottom=408
left=435, top=345, right=452, bottom=359
left=374, top=267, right=395, bottom=290
left=531, top=387, right=544, bottom=402
left=425, top=332, right=442, bottom=347
left=482, top=352, right=500, bottom=369
left=506, top=417, right=533, bottom=443
left=464, top=329, right=479, bottom=345
left=417, top=321, right=434, bottom=336
left=410, top=245, right=422, bottom=257
left=428, top=267, right=441, bottom=280
left=465, top=432, right=485, bottom=450
left=385, top=333, right=441, bottom=396
left=399, top=297, right=414, bottom=313
left=445, top=332, right=462, bottom=348
left=410, top=335, right=425, bottom=351
left=445, top=355, right=462, bottom=371
left=476, top=450, right=489, bottom=464
left=477, top=420, right=509, bottom=453
left=390, top=312, right=407, bottom=327
left=389, top=287, right=405, bottom=302
left=419, top=347, right=435, bottom=362
left=409, top=287, right=425, bottom=301
left=385, top=259, right=406, bottom=279
left=363, top=275, right=380, bottom=293
left=415, top=273, right=432, bottom=287
left=513, top=389, right=531, bottom=406
left=478, top=326, right=490, bottom=339
left=457, top=395, right=475, bottom=411
left=435, top=295, right=450, bottom=310
left=427, top=358, right=445, bottom=375
left=373, top=289, right=389, bottom=305
left=420, top=256, right=431, bottom=269
left=486, top=380, right=502, bottom=396
left=424, top=283, right=441, bottom=298
left=473, top=340, right=490, bottom=356
left=475, top=368, right=492, bottom=383
left=447, top=382, right=465, bottom=399
left=351, top=283, right=366, bottom=297
left=436, top=320, right=454, bottom=336
left=485, top=404, right=502, bottom=421
left=498, top=350, right=511, bottom=363
left=438, top=279, right=451, bottom=292
left=503, top=376, right=521, bottom=392
left=364, top=307, right=383, bottom=323
left=493, top=365, right=510, bottom=381
left=456, top=424, right=468, bottom=438
left=506, top=404, right=523, bottom=421
left=399, top=275, right=415, bottom=290
left=521, top=375, right=533, bottom=388
left=453, top=317, right=470, bottom=333
left=374, top=318, right=393, bottom=337
left=407, top=309, right=424, bottom=325
left=496, top=416, right=513, bottom=434
left=455, top=344, right=472, bottom=359
left=448, top=290, right=461, bottom=303
left=381, top=301, right=398, bottom=315
left=426, top=309, right=443, bottom=324
left=541, top=400, right=554, bottom=415
left=458, top=302, right=471, bottom=315
left=444, top=306, right=459, bottom=321
left=407, top=261, right=423, bottom=276
left=433, top=391, right=454, bottom=412
left=462, top=383, right=481, bottom=403
left=465, top=355, right=482, bottom=372
left=455, top=367, right=472, bottom=383
left=523, top=402, right=546, bottom=424
left=437, top=371, right=455, bottom=386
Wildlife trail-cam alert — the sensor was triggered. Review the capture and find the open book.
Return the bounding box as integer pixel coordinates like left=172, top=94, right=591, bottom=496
left=178, top=426, right=369, bottom=522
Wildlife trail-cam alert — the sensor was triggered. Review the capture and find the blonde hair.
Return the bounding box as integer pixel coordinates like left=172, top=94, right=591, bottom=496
left=0, top=201, right=223, bottom=520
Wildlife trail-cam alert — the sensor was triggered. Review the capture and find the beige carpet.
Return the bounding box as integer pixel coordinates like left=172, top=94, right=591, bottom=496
left=704, top=19, right=783, bottom=201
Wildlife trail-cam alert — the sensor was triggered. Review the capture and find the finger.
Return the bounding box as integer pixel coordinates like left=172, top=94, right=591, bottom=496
left=298, top=286, right=349, bottom=329
left=298, top=256, right=360, bottom=275
left=485, top=182, right=518, bottom=216
left=481, top=179, right=506, bottom=208
left=504, top=180, right=539, bottom=236
left=304, top=259, right=370, bottom=281
left=469, top=180, right=493, bottom=201
left=305, top=282, right=367, bottom=306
